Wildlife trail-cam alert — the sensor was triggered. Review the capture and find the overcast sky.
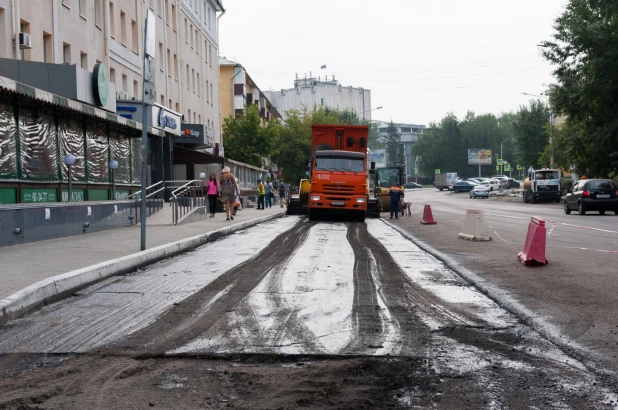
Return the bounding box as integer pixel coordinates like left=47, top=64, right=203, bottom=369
left=219, top=0, right=568, bottom=126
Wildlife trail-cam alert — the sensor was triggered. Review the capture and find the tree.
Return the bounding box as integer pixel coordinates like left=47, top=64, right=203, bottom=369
left=511, top=100, right=550, bottom=170
left=541, top=0, right=618, bottom=176
left=222, top=104, right=277, bottom=168
left=382, top=121, right=404, bottom=167
left=368, top=122, right=384, bottom=151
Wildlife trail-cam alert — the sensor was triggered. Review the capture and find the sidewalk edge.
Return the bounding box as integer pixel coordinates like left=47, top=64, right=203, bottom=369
left=0, top=211, right=286, bottom=326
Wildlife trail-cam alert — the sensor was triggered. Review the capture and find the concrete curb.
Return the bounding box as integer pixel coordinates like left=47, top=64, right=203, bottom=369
left=0, top=211, right=286, bottom=326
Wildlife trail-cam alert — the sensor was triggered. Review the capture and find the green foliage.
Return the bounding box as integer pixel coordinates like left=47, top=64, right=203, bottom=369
left=511, top=100, right=551, bottom=169
left=560, top=177, right=574, bottom=196
left=541, top=0, right=618, bottom=176
left=381, top=121, right=404, bottom=167
left=222, top=104, right=277, bottom=168
left=368, top=123, right=384, bottom=151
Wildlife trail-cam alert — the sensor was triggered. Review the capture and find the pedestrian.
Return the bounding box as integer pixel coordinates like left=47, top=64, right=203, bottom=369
left=278, top=178, right=287, bottom=208
left=233, top=177, right=241, bottom=216
left=265, top=178, right=274, bottom=208
left=205, top=173, right=219, bottom=217
left=257, top=178, right=265, bottom=210
left=219, top=166, right=238, bottom=220
left=389, top=183, right=404, bottom=219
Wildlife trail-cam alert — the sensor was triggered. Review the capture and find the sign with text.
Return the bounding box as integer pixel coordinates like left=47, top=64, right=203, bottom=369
left=174, top=123, right=205, bottom=145
left=468, top=148, right=492, bottom=165
left=151, top=105, right=181, bottom=136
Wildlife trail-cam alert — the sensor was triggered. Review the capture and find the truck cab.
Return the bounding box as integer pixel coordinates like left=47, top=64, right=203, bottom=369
left=523, top=168, right=561, bottom=203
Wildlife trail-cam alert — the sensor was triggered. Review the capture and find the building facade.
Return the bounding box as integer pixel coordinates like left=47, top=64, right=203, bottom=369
left=0, top=0, right=223, bottom=145
left=219, top=56, right=280, bottom=123
left=374, top=121, right=426, bottom=181
left=263, top=76, right=372, bottom=122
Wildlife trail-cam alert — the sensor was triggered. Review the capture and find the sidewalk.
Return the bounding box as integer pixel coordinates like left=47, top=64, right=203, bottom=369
left=0, top=206, right=285, bottom=323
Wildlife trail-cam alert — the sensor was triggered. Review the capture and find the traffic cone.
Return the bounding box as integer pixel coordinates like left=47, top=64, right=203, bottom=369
left=517, top=216, right=548, bottom=266
left=420, top=204, right=437, bottom=225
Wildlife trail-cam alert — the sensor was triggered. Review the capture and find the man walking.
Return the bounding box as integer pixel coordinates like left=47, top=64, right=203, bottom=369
left=257, top=179, right=265, bottom=210
left=278, top=178, right=287, bottom=208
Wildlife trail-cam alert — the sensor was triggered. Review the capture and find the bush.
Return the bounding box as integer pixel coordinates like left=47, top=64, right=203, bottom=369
left=560, top=177, right=574, bottom=196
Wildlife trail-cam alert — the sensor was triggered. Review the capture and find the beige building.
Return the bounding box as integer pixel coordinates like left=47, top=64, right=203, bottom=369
left=0, top=0, right=224, bottom=146
left=219, top=56, right=280, bottom=124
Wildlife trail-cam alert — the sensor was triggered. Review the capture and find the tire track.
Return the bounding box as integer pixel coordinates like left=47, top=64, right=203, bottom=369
left=107, top=219, right=313, bottom=355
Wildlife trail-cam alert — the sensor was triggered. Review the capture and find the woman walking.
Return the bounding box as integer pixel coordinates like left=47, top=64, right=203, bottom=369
left=219, top=166, right=238, bottom=220
left=206, top=173, right=219, bottom=217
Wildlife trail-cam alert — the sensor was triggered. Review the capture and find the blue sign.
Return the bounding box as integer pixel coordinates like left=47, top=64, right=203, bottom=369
left=158, top=108, right=177, bottom=130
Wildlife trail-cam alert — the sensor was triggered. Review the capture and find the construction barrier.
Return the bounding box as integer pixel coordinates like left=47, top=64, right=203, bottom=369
left=420, top=204, right=437, bottom=225
left=458, top=209, right=492, bottom=241
left=517, top=216, right=548, bottom=266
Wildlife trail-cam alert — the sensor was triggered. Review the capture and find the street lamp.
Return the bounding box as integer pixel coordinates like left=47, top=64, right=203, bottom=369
left=360, top=106, right=383, bottom=120
left=521, top=91, right=554, bottom=169
left=64, top=154, right=76, bottom=202
left=109, top=160, right=119, bottom=200
left=500, top=138, right=511, bottom=175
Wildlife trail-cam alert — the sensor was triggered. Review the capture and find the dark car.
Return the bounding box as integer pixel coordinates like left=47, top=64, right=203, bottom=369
left=564, top=179, right=618, bottom=215
left=404, top=182, right=423, bottom=189
left=452, top=181, right=477, bottom=193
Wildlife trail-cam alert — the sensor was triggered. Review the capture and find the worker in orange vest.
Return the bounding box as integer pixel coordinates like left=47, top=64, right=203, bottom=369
left=389, top=184, right=404, bottom=219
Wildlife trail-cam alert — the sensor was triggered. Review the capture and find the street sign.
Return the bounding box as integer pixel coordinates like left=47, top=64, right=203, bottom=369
left=496, top=165, right=499, bottom=171
left=504, top=164, right=511, bottom=171
left=570, top=164, right=576, bottom=170
left=414, top=168, right=418, bottom=175
left=516, top=165, right=522, bottom=171
left=435, top=169, right=440, bottom=174
left=528, top=166, right=534, bottom=173
left=497, top=159, right=503, bottom=166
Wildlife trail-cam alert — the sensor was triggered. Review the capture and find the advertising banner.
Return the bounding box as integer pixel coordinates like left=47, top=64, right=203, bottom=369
left=468, top=148, right=492, bottom=165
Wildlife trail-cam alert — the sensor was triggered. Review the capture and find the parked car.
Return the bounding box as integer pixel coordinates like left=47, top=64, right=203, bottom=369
left=404, top=182, right=423, bottom=189
left=480, top=179, right=501, bottom=191
left=452, top=180, right=477, bottom=193
left=469, top=185, right=490, bottom=198
left=467, top=178, right=483, bottom=184
left=507, top=178, right=521, bottom=188
left=564, top=179, right=618, bottom=215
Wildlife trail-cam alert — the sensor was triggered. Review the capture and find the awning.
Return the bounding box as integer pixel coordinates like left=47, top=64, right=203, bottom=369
left=0, top=75, right=165, bottom=137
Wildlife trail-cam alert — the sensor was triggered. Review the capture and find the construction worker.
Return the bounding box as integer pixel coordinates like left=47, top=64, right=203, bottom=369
left=389, top=183, right=404, bottom=219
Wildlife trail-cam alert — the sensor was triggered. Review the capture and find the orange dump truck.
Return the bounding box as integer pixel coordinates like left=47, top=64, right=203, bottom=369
left=303, top=124, right=375, bottom=222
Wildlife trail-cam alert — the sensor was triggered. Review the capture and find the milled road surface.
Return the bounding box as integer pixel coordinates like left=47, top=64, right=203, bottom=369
left=0, top=215, right=616, bottom=409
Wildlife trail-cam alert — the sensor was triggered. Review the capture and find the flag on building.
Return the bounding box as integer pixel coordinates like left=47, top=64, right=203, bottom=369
left=320, top=64, right=326, bottom=69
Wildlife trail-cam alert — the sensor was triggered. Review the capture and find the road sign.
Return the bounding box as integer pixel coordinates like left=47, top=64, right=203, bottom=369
left=528, top=166, right=534, bottom=173
left=435, top=169, right=440, bottom=174
left=497, top=159, right=503, bottom=166
left=504, top=164, right=511, bottom=171
left=516, top=165, right=522, bottom=171
left=570, top=164, right=576, bottom=170
left=414, top=168, right=418, bottom=175
left=496, top=165, right=500, bottom=171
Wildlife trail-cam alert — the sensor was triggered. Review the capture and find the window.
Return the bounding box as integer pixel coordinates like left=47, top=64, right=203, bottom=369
left=203, top=1, right=206, bottom=23
left=198, top=114, right=201, bottom=124
left=166, top=49, right=171, bottom=76
left=210, top=83, right=213, bottom=105
left=131, top=20, right=138, bottom=52
left=204, top=40, right=208, bottom=63
left=159, top=42, right=163, bottom=71
left=161, top=94, right=164, bottom=105
left=63, top=42, right=71, bottom=64
left=188, top=109, right=191, bottom=121
left=120, top=11, right=126, bottom=45
left=43, top=32, right=52, bottom=63
left=184, top=18, right=188, bottom=42
left=176, top=102, right=179, bottom=113
left=171, top=4, right=176, bottom=31
left=173, top=54, right=178, bottom=79
left=206, top=80, right=209, bottom=103
left=193, top=112, right=196, bottom=123
left=109, top=67, right=116, bottom=85
left=122, top=74, right=128, bottom=93
left=197, top=73, right=200, bottom=95
left=94, top=0, right=103, bottom=27
left=192, top=68, right=195, bottom=92
left=157, top=0, right=162, bottom=16
left=168, top=98, right=172, bottom=109
left=134, top=80, right=138, bottom=98
left=62, top=0, right=69, bottom=8
left=109, top=2, right=115, bottom=37
left=80, top=52, right=87, bottom=69
left=190, top=23, right=193, bottom=48
left=208, top=44, right=212, bottom=67
left=79, top=0, right=86, bottom=18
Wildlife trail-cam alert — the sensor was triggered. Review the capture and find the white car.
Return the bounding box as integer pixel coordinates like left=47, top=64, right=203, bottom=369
left=481, top=179, right=501, bottom=191
left=469, top=185, right=490, bottom=198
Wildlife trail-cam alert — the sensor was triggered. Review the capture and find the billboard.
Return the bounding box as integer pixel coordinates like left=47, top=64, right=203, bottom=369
left=468, top=148, right=492, bottom=165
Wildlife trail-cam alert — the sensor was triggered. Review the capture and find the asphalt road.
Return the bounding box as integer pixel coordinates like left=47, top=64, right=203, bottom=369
left=1, top=207, right=617, bottom=409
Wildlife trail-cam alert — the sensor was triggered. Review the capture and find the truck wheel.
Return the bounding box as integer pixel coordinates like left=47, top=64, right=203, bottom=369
left=357, top=211, right=366, bottom=222
left=531, top=195, right=536, bottom=204
left=439, top=188, right=443, bottom=191
left=308, top=209, right=316, bottom=221
left=599, top=210, right=605, bottom=215
left=564, top=201, right=571, bottom=214
left=578, top=202, right=586, bottom=215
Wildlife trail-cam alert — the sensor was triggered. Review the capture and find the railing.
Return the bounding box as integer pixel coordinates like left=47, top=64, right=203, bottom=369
left=171, top=180, right=205, bottom=225
left=129, top=181, right=165, bottom=222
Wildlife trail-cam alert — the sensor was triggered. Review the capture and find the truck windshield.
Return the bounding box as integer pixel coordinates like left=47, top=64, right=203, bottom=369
left=315, top=157, right=364, bottom=172
left=376, top=168, right=401, bottom=187
left=536, top=170, right=560, bottom=180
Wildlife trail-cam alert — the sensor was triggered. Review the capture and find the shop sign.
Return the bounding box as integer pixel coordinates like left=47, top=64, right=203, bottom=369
left=174, top=123, right=205, bottom=144
left=92, top=63, right=109, bottom=107
left=152, top=106, right=181, bottom=136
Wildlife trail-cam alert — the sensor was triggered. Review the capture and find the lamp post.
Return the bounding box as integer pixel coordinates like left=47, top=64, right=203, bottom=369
left=500, top=138, right=511, bottom=175
left=360, top=106, right=383, bottom=120
left=109, top=160, right=119, bottom=200
left=521, top=91, right=554, bottom=168
left=64, top=154, right=76, bottom=202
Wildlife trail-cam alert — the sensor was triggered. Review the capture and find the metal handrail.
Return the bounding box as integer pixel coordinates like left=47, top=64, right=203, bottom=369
left=130, top=181, right=166, bottom=223
left=171, top=180, right=205, bottom=225
left=129, top=181, right=164, bottom=200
